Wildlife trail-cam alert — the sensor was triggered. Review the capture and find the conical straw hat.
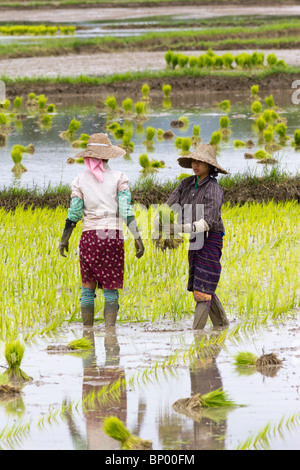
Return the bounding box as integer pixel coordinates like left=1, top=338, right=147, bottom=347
left=177, top=143, right=228, bottom=174
left=74, top=133, right=126, bottom=160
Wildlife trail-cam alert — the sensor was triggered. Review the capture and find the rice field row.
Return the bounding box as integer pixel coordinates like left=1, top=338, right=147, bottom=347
left=0, top=200, right=299, bottom=342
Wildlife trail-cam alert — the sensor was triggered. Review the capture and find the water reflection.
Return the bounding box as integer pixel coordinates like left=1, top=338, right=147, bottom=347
left=81, top=327, right=126, bottom=450
left=171, top=332, right=228, bottom=450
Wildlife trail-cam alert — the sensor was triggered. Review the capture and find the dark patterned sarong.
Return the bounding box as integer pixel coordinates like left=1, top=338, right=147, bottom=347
left=79, top=230, right=124, bottom=289
left=187, top=231, right=223, bottom=295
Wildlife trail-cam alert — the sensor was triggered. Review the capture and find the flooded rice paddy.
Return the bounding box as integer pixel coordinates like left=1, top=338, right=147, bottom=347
left=1, top=89, right=300, bottom=190
left=1, top=318, right=300, bottom=450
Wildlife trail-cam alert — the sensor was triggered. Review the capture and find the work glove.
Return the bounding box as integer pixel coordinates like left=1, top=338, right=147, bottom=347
left=126, top=216, right=145, bottom=259
left=59, top=220, right=76, bottom=257
left=135, top=237, right=145, bottom=259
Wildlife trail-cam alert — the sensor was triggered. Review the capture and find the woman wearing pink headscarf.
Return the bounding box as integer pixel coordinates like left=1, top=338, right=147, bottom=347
left=59, top=133, right=144, bottom=328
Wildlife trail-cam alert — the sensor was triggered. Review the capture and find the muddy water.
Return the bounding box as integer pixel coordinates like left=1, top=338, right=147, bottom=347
left=1, top=315, right=300, bottom=450
left=0, top=5, right=300, bottom=23
left=0, top=90, right=299, bottom=190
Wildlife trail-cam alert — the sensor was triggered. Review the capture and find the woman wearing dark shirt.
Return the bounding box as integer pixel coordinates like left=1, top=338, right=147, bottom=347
left=161, top=143, right=229, bottom=330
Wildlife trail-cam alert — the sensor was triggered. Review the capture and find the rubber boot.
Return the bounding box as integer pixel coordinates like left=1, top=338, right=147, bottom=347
left=209, top=295, right=229, bottom=328
left=81, top=306, right=94, bottom=328
left=193, top=301, right=210, bottom=330
left=104, top=300, right=119, bottom=327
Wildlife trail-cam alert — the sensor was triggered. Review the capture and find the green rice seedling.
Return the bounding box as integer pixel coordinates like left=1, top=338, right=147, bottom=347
left=106, top=121, right=120, bottom=132
left=234, top=140, right=246, bottom=148
left=263, top=125, right=274, bottom=144
left=141, top=83, right=150, bottom=100
left=121, top=130, right=134, bottom=153
left=67, top=337, right=92, bottom=350
left=222, top=52, right=234, bottom=68
left=162, top=84, right=172, bottom=97
left=177, top=173, right=191, bottom=181
left=156, top=128, right=164, bottom=140
left=11, top=147, right=27, bottom=174
left=267, top=53, right=278, bottom=66
left=145, top=127, right=155, bottom=142
left=39, top=114, right=53, bottom=131
left=37, top=94, right=47, bottom=111
left=178, top=115, right=189, bottom=128
left=275, top=122, right=289, bottom=142
left=174, top=136, right=183, bottom=150
left=139, top=153, right=151, bottom=170
left=251, top=85, right=260, bottom=98
left=254, top=149, right=271, bottom=159
left=219, top=115, right=231, bottom=136
left=113, top=126, right=125, bottom=139
left=219, top=100, right=231, bottom=112
left=103, top=417, right=152, bottom=450
left=234, top=351, right=258, bottom=366
left=180, top=137, right=191, bottom=155
left=291, top=129, right=300, bottom=149
left=59, top=118, right=81, bottom=141
left=188, top=56, right=198, bottom=68
left=262, top=109, right=272, bottom=123
left=164, top=50, right=173, bottom=68
left=251, top=100, right=262, bottom=115
left=170, top=53, right=179, bottom=69
left=1, top=98, right=10, bottom=109
left=71, top=133, right=89, bottom=149
left=46, top=103, right=56, bottom=113
left=192, top=124, right=202, bottom=144
left=105, top=95, right=118, bottom=112
left=0, top=112, right=8, bottom=126
left=178, top=54, right=189, bottom=68
left=210, top=130, right=222, bottom=147
left=122, top=97, right=133, bottom=114
left=28, top=93, right=36, bottom=101
left=2, top=339, right=32, bottom=383
left=134, top=101, right=146, bottom=120
left=256, top=116, right=266, bottom=132
left=13, top=96, right=22, bottom=110
left=173, top=388, right=238, bottom=418
left=264, top=94, right=275, bottom=108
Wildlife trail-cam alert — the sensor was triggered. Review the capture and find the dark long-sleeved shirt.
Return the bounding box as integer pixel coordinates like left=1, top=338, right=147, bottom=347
left=165, top=175, right=225, bottom=232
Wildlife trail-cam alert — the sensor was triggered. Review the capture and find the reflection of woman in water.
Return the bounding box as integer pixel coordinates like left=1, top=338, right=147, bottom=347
left=64, top=327, right=127, bottom=450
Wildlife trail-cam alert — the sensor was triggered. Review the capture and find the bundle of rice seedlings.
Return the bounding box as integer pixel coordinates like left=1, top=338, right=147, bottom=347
left=1, top=98, right=10, bottom=109
left=256, top=116, right=266, bottom=132
left=170, top=119, right=185, bottom=128
left=180, top=137, right=191, bottom=155
left=122, top=98, right=133, bottom=114
left=234, top=140, right=246, bottom=148
left=59, top=118, right=81, bottom=141
left=188, top=56, right=198, bottom=68
left=162, top=83, right=172, bottom=98
left=67, top=338, right=92, bottom=350
left=38, top=94, right=48, bottom=111
left=47, top=103, right=56, bottom=113
left=13, top=96, right=22, bottom=110
left=144, top=127, right=155, bottom=143
left=250, top=85, right=260, bottom=98
left=251, top=100, right=262, bottom=116
left=0, top=133, right=7, bottom=147
left=234, top=350, right=282, bottom=377
left=119, top=130, right=134, bottom=154
left=134, top=101, right=146, bottom=120
left=264, top=94, right=275, bottom=108
left=11, top=146, right=27, bottom=174
left=219, top=115, right=231, bottom=136
left=103, top=416, right=152, bottom=450
left=219, top=100, right=231, bottom=112
left=105, top=95, right=118, bottom=112
left=2, top=340, right=32, bottom=383
left=162, top=130, right=174, bottom=140
left=141, top=83, right=150, bottom=100
left=153, top=205, right=183, bottom=250
left=173, top=388, right=238, bottom=417
left=291, top=129, right=300, bottom=149
left=192, top=124, right=202, bottom=144
left=71, top=133, right=89, bottom=148
left=210, top=130, right=222, bottom=147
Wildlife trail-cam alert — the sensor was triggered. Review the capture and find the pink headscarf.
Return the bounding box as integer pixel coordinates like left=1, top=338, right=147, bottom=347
left=84, top=157, right=106, bottom=182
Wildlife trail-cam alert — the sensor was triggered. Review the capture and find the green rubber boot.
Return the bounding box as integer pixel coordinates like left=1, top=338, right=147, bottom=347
left=193, top=301, right=209, bottom=330
left=209, top=295, right=229, bottom=328
left=104, top=300, right=119, bottom=327
left=81, top=306, right=94, bottom=328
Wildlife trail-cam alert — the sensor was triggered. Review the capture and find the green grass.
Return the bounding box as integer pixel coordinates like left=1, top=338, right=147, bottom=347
left=1, top=21, right=300, bottom=59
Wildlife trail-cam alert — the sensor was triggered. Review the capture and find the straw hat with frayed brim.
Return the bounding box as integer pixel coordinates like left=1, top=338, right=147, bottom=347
left=74, top=133, right=126, bottom=160
left=177, top=143, right=228, bottom=175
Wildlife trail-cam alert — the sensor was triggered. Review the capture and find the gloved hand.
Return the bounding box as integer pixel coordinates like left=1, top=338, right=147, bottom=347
left=135, top=237, right=145, bottom=258
left=59, top=220, right=76, bottom=257
left=192, top=219, right=209, bottom=233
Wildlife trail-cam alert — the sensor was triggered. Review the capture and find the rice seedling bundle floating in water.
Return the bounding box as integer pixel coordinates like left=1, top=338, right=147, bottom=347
left=2, top=339, right=32, bottom=384
left=103, top=416, right=152, bottom=450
